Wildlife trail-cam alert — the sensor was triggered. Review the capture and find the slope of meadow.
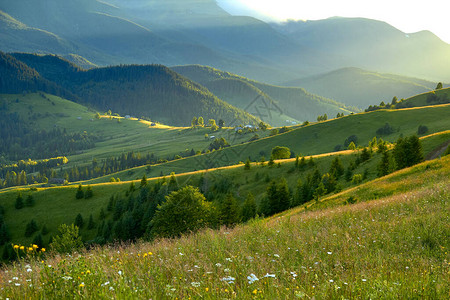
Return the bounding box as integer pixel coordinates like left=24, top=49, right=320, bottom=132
left=0, top=92, right=271, bottom=167
left=87, top=104, right=450, bottom=183
left=0, top=130, right=448, bottom=251
left=0, top=155, right=448, bottom=299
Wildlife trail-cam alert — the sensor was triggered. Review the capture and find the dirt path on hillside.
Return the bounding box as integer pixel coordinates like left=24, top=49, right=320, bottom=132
left=426, top=140, right=450, bottom=160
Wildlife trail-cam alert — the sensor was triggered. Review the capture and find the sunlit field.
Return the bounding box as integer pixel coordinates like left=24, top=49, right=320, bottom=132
left=1, top=156, right=449, bottom=299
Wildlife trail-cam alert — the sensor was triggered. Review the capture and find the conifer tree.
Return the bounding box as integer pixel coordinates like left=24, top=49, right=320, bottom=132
left=87, top=214, right=95, bottom=230
left=25, top=219, right=38, bottom=237
left=85, top=185, right=93, bottom=199
left=329, top=156, right=344, bottom=178
left=75, top=184, right=84, bottom=199
left=377, top=151, right=391, bottom=177
left=313, top=182, right=327, bottom=201
left=268, top=156, right=275, bottom=167
left=220, top=193, right=240, bottom=227
left=25, top=193, right=35, bottom=207
left=15, top=192, right=24, bottom=209
left=241, top=193, right=257, bottom=222
left=140, top=174, right=148, bottom=187
left=292, top=179, right=305, bottom=207
left=244, top=158, right=251, bottom=170
left=74, top=213, right=84, bottom=228
left=0, top=223, right=11, bottom=246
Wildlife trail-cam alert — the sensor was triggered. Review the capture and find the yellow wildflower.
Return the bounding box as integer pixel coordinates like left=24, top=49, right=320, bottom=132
left=205, top=288, right=209, bottom=292
left=252, top=289, right=258, bottom=295
left=13, top=245, right=19, bottom=250
left=32, top=244, right=38, bottom=249
left=20, top=246, right=25, bottom=251
left=41, top=248, right=46, bottom=252
left=86, top=270, right=91, bottom=275
left=79, top=283, right=85, bottom=287
left=148, top=252, right=153, bottom=255
left=28, top=247, right=33, bottom=252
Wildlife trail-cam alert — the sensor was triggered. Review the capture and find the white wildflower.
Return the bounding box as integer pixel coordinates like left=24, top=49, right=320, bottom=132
left=247, top=273, right=259, bottom=284
left=263, top=273, right=276, bottom=278
left=221, top=276, right=236, bottom=284
left=191, top=282, right=200, bottom=287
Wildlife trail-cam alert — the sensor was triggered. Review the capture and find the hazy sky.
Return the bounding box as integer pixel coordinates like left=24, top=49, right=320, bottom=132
left=217, top=0, right=450, bottom=44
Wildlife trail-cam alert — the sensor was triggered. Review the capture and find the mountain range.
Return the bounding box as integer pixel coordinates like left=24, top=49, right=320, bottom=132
left=1, top=0, right=450, bottom=84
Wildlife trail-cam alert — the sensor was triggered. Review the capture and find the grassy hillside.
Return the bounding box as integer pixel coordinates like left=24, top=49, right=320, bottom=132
left=0, top=92, right=270, bottom=167
left=395, top=87, right=450, bottom=109
left=285, top=67, right=437, bottom=109
left=87, top=104, right=450, bottom=183
left=5, top=53, right=261, bottom=127
left=0, top=155, right=448, bottom=298
left=172, top=65, right=355, bottom=124
left=0, top=128, right=448, bottom=248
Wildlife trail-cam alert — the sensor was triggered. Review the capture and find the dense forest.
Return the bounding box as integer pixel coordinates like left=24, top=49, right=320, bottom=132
left=4, top=53, right=260, bottom=126
left=0, top=52, right=77, bottom=101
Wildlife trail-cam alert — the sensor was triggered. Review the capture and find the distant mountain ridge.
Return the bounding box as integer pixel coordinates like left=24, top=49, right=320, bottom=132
left=172, top=65, right=354, bottom=124
left=285, top=67, right=438, bottom=109
left=2, top=1, right=449, bottom=83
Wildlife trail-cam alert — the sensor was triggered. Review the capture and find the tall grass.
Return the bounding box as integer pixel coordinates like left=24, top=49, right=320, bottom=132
left=1, top=161, right=448, bottom=299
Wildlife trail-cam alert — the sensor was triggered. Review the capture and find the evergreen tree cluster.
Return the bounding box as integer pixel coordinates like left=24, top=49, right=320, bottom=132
left=0, top=205, right=10, bottom=246
left=0, top=111, right=98, bottom=161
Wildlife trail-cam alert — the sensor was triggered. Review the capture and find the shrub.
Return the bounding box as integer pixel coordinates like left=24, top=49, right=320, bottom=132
left=346, top=196, right=358, bottom=204
left=271, top=146, right=291, bottom=159
left=50, top=224, right=83, bottom=254
left=351, top=174, right=363, bottom=184
left=150, top=186, right=215, bottom=238
left=344, top=135, right=358, bottom=147
left=417, top=125, right=428, bottom=135
left=376, top=123, right=394, bottom=136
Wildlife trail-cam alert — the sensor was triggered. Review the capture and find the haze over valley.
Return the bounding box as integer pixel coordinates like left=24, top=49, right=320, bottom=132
left=0, top=1, right=449, bottom=298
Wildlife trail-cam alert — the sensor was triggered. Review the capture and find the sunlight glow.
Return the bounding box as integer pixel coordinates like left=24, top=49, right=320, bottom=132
left=217, top=0, right=450, bottom=44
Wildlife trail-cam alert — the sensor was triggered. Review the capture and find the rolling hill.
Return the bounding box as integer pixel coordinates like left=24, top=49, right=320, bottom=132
left=285, top=67, right=439, bottom=109
left=2, top=52, right=261, bottom=127
left=84, top=103, right=450, bottom=184
left=0, top=136, right=448, bottom=298
left=172, top=65, right=355, bottom=125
